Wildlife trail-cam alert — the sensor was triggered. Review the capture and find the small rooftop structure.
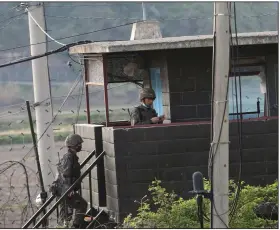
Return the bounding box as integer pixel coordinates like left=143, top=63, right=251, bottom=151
left=69, top=31, right=278, bottom=54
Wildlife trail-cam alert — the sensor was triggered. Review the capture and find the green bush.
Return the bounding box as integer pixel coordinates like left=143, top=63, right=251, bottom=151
left=123, top=179, right=278, bottom=229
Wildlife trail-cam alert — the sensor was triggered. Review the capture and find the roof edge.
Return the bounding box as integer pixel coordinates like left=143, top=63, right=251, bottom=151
left=69, top=31, right=278, bottom=54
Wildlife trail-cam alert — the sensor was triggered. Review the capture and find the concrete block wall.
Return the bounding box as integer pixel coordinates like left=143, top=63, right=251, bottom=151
left=167, top=47, right=213, bottom=122
left=166, top=44, right=278, bottom=122
left=74, top=124, right=106, bottom=209
left=102, top=118, right=278, bottom=222
left=102, top=127, right=121, bottom=222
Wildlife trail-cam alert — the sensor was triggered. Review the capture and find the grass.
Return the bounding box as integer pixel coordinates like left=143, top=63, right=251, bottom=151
left=0, top=110, right=131, bottom=145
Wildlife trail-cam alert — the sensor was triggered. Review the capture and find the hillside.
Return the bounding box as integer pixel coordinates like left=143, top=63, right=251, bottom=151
left=0, top=2, right=277, bottom=107
left=0, top=2, right=277, bottom=82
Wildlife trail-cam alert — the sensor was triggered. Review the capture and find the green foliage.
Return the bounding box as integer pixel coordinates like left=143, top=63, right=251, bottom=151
left=123, top=179, right=278, bottom=229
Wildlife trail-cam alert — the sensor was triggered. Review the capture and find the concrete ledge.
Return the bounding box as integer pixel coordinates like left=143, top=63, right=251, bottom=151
left=69, top=31, right=278, bottom=54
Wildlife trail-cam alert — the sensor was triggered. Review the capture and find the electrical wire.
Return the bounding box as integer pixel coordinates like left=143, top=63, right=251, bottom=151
left=0, top=102, right=26, bottom=110
left=0, top=21, right=142, bottom=53
left=44, top=11, right=277, bottom=21
left=44, top=3, right=111, bottom=7
left=228, top=2, right=244, bottom=222
left=0, top=10, right=26, bottom=25
left=21, top=74, right=82, bottom=161
left=45, top=15, right=140, bottom=20
left=0, top=4, right=21, bottom=17
left=0, top=10, right=276, bottom=54
left=27, top=8, right=66, bottom=46
left=0, top=40, right=92, bottom=69
left=0, top=11, right=27, bottom=31
left=42, top=2, right=54, bottom=118
left=68, top=53, right=84, bottom=65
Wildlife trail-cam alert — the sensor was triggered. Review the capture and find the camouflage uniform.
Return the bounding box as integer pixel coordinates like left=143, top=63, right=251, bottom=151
left=57, top=150, right=87, bottom=227
left=53, top=134, right=87, bottom=228
left=131, top=104, right=158, bottom=125
left=131, top=88, right=163, bottom=126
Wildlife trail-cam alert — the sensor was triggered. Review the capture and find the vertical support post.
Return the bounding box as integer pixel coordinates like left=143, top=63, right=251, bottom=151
left=27, top=2, right=56, bottom=190
left=84, top=59, right=91, bottom=124
left=142, top=2, right=147, bottom=21
left=26, top=100, right=47, bottom=228
left=102, top=54, right=110, bottom=127
left=211, top=2, right=230, bottom=228
left=95, top=126, right=106, bottom=206
left=88, top=172, right=93, bottom=219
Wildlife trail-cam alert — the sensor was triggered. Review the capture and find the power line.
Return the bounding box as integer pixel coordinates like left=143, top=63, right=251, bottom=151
left=0, top=40, right=92, bottom=69
left=0, top=20, right=141, bottom=53
left=0, top=9, right=277, bottom=54
left=0, top=10, right=26, bottom=25
left=0, top=11, right=26, bottom=31
left=44, top=11, right=277, bottom=21
left=228, top=2, right=244, bottom=222
left=0, top=102, right=26, bottom=110
left=44, top=3, right=111, bottom=8
left=27, top=8, right=66, bottom=46
left=21, top=73, right=82, bottom=162
left=0, top=4, right=21, bottom=18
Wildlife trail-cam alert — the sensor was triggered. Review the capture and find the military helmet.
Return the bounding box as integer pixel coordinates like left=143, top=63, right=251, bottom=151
left=139, top=88, right=156, bottom=101
left=65, top=134, right=83, bottom=147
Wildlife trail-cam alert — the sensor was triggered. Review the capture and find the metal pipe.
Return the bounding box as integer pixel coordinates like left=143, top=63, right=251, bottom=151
left=84, top=59, right=91, bottom=124
left=22, top=195, right=55, bottom=228
left=26, top=100, right=47, bottom=227
left=102, top=54, right=110, bottom=126
left=33, top=151, right=105, bottom=228
left=88, top=171, right=93, bottom=220
left=26, top=101, right=45, bottom=193
left=86, top=209, right=104, bottom=229
left=257, top=98, right=261, bottom=118
left=229, top=111, right=261, bottom=116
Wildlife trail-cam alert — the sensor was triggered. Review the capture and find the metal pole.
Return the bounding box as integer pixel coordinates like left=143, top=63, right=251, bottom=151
left=27, top=2, right=56, bottom=190
left=88, top=172, right=93, bottom=220
left=84, top=59, right=91, bottom=124
left=26, top=100, right=47, bottom=228
left=142, top=2, right=147, bottom=21
left=102, top=54, right=110, bottom=127
left=211, top=2, right=230, bottom=228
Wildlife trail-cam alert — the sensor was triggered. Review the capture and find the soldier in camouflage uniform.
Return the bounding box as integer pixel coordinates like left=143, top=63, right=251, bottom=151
left=131, top=88, right=165, bottom=126
left=55, top=134, right=88, bottom=228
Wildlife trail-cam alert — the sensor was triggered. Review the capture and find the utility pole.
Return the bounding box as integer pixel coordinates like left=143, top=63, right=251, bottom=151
left=211, top=2, right=230, bottom=228
left=26, top=2, right=56, bottom=191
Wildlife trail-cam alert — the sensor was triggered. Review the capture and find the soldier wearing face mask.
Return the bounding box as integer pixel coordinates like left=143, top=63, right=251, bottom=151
left=131, top=88, right=165, bottom=126
left=56, top=134, right=88, bottom=228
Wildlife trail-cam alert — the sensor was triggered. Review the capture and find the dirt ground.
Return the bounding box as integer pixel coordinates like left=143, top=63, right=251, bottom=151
left=0, top=142, right=65, bottom=228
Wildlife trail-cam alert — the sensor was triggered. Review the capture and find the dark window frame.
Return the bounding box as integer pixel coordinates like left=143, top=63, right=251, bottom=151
left=229, top=63, right=266, bottom=119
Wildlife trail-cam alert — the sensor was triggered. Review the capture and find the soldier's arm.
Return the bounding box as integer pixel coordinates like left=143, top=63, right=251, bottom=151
left=61, top=155, right=73, bottom=187
left=131, top=108, right=152, bottom=125
left=154, top=109, right=163, bottom=124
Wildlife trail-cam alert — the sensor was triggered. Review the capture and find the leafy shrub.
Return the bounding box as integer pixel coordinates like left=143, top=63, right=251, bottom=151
left=123, top=179, right=278, bottom=229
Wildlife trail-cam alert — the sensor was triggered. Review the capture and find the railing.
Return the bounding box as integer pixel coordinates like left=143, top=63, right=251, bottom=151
left=229, top=99, right=261, bottom=118
left=22, top=150, right=105, bottom=229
